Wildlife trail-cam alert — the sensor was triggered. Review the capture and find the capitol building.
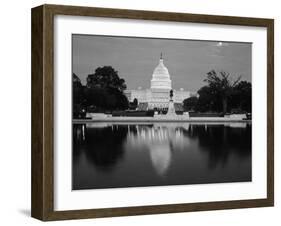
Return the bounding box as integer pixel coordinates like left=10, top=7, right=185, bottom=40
left=124, top=54, right=197, bottom=111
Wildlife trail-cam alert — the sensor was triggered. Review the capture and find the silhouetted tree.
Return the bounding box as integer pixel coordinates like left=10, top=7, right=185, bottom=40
left=73, top=73, right=86, bottom=118
left=204, top=70, right=241, bottom=114
left=133, top=98, right=138, bottom=107
left=85, top=66, right=129, bottom=111
left=230, top=81, right=252, bottom=113
left=183, top=96, right=198, bottom=111
left=196, top=86, right=220, bottom=112
left=73, top=73, right=83, bottom=104
left=87, top=66, right=126, bottom=91
left=129, top=98, right=138, bottom=110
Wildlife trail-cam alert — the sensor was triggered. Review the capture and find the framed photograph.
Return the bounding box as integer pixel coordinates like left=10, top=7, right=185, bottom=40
left=31, top=4, right=274, bottom=221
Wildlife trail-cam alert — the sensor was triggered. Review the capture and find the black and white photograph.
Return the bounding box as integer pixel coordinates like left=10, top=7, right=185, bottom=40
left=72, top=34, right=252, bottom=190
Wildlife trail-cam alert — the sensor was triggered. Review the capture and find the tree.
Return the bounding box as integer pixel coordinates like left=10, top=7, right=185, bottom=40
left=85, top=66, right=129, bottom=111
left=73, top=73, right=83, bottom=105
left=204, top=70, right=241, bottom=114
left=129, top=98, right=138, bottom=110
left=73, top=73, right=86, bottom=118
left=196, top=86, right=219, bottom=112
left=87, top=66, right=126, bottom=91
left=108, top=87, right=129, bottom=110
left=183, top=96, right=198, bottom=111
left=230, top=81, right=252, bottom=113
left=133, top=98, right=138, bottom=107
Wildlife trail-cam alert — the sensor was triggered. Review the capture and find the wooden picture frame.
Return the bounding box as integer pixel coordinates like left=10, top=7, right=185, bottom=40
left=31, top=4, right=274, bottom=221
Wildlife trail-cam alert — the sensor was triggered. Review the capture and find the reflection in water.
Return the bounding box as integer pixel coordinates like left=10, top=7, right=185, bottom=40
left=125, top=124, right=191, bottom=175
left=149, top=143, right=171, bottom=175
left=72, top=122, right=251, bottom=189
left=73, top=124, right=127, bottom=172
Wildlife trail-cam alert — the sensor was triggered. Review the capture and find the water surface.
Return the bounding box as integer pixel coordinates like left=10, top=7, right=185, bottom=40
left=72, top=122, right=251, bottom=189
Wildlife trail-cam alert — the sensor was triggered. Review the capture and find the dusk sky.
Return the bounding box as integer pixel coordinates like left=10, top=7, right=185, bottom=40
left=72, top=34, right=251, bottom=92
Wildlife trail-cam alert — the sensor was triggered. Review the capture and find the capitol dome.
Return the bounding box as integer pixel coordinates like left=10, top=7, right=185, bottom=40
left=150, top=54, right=172, bottom=90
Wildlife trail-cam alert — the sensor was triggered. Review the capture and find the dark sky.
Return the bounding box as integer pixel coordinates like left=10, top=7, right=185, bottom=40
left=72, top=34, right=251, bottom=92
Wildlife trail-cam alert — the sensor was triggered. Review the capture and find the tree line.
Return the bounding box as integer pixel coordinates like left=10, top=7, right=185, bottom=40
left=73, top=66, right=252, bottom=118
left=183, top=70, right=251, bottom=114
left=73, top=66, right=129, bottom=118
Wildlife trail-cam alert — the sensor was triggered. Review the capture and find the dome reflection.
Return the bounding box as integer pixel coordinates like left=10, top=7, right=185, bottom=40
left=125, top=124, right=191, bottom=175
left=149, top=142, right=171, bottom=175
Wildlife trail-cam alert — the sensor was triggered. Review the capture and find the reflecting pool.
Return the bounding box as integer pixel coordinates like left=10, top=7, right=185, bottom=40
left=72, top=122, right=251, bottom=190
